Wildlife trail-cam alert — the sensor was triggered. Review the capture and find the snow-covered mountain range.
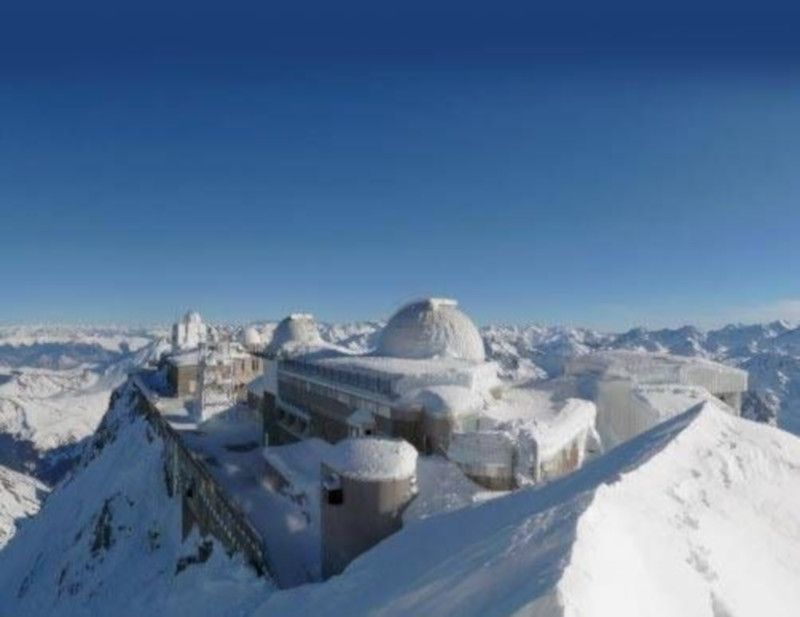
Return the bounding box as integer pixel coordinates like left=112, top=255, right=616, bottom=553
left=1, top=320, right=800, bottom=616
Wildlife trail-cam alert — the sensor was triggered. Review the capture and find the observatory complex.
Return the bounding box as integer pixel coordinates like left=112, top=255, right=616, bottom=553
left=130, top=298, right=749, bottom=585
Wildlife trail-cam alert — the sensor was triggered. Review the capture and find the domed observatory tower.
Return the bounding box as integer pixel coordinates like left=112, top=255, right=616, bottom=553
left=171, top=310, right=209, bottom=352
left=321, top=438, right=417, bottom=578
left=242, top=326, right=263, bottom=352
left=272, top=298, right=499, bottom=453
left=265, top=313, right=323, bottom=357
left=259, top=314, right=330, bottom=445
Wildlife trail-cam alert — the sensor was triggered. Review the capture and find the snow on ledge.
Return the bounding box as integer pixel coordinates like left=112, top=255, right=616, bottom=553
left=324, top=438, right=417, bottom=481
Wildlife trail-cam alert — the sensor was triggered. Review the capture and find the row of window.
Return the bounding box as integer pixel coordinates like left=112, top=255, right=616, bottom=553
left=279, top=374, right=391, bottom=419
left=280, top=359, right=394, bottom=397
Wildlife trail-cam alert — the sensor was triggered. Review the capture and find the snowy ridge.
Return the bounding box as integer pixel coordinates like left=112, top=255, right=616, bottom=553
left=0, top=383, right=269, bottom=616
left=0, top=330, right=168, bottom=482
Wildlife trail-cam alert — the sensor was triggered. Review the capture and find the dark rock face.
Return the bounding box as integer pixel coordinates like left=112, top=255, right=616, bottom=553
left=741, top=390, right=779, bottom=425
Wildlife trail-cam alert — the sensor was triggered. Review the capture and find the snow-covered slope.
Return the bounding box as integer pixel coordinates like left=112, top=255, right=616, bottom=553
left=0, top=327, right=167, bottom=482
left=0, top=383, right=269, bottom=616
left=259, top=402, right=800, bottom=617
left=0, top=466, right=48, bottom=550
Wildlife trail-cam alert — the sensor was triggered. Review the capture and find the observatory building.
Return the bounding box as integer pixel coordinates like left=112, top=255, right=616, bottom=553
left=266, top=299, right=499, bottom=454
left=171, top=310, right=212, bottom=351
left=163, top=311, right=263, bottom=410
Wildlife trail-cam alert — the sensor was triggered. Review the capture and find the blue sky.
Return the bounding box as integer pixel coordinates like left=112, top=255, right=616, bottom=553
left=2, top=3, right=800, bottom=329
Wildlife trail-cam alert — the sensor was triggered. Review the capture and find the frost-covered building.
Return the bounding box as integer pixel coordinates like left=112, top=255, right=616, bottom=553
left=164, top=343, right=263, bottom=405
left=171, top=310, right=212, bottom=351
left=448, top=390, right=598, bottom=490
left=268, top=299, right=499, bottom=453
left=564, top=350, right=748, bottom=447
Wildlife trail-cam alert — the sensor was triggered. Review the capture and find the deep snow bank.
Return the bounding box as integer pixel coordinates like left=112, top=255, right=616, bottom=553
left=259, top=402, right=800, bottom=617
left=0, top=383, right=270, bottom=617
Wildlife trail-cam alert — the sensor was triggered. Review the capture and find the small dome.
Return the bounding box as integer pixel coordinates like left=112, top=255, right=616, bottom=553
left=266, top=313, right=323, bottom=355
left=377, top=298, right=485, bottom=362
left=243, top=326, right=262, bottom=346
left=324, top=438, right=417, bottom=481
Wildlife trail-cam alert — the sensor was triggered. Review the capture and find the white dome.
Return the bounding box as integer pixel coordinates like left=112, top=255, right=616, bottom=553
left=377, top=298, right=485, bottom=362
left=243, top=326, right=262, bottom=346
left=266, top=313, right=323, bottom=355
left=324, top=438, right=417, bottom=481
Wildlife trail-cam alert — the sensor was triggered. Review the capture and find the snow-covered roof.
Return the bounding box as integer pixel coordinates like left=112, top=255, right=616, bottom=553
left=400, top=385, right=486, bottom=418
left=566, top=350, right=748, bottom=392
left=481, top=387, right=597, bottom=462
left=266, top=314, right=323, bottom=356
left=377, top=298, right=486, bottom=362
left=324, top=438, right=417, bottom=481
left=165, top=344, right=252, bottom=368
left=632, top=384, right=722, bottom=419
left=164, top=349, right=201, bottom=367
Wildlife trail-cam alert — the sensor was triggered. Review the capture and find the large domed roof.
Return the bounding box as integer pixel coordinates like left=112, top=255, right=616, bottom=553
left=266, top=313, right=323, bottom=355
left=377, top=298, right=485, bottom=362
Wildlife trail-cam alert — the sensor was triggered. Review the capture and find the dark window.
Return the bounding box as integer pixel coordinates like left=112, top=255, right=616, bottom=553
left=327, top=487, right=344, bottom=505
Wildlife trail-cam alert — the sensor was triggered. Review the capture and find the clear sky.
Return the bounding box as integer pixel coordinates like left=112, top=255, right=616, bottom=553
left=2, top=3, right=800, bottom=329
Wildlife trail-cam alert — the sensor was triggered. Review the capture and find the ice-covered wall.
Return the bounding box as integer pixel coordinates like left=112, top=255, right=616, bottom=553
left=566, top=351, right=746, bottom=447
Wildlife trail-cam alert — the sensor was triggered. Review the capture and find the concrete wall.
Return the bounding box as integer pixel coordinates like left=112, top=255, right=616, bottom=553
left=320, top=463, right=416, bottom=579
left=167, top=364, right=198, bottom=397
